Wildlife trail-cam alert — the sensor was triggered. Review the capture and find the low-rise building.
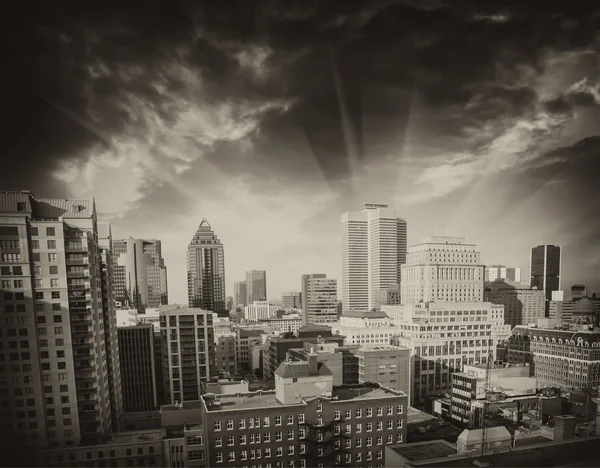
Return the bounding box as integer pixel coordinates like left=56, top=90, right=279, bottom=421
left=355, top=345, right=411, bottom=397
left=200, top=355, right=408, bottom=468
left=259, top=314, right=303, bottom=334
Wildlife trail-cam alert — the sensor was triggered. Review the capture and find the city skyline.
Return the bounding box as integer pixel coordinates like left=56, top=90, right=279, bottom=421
left=4, top=2, right=600, bottom=303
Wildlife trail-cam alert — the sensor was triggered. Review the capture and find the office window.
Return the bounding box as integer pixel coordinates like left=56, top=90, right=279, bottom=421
left=287, top=414, right=294, bottom=425
left=387, top=406, right=394, bottom=415
left=275, top=416, right=281, bottom=426
left=228, top=452, right=235, bottom=462
left=46, top=228, right=55, bottom=236
left=334, top=410, right=340, bottom=420
left=227, top=436, right=234, bottom=446
left=13, top=280, right=23, bottom=288
left=31, top=227, right=38, bottom=236
left=316, top=403, right=323, bottom=412
left=35, top=292, right=44, bottom=300
left=51, top=291, right=60, bottom=299
left=53, top=315, right=62, bottom=323
left=226, top=419, right=233, bottom=430
left=215, top=437, right=222, bottom=447
left=50, top=279, right=59, bottom=287
left=215, top=453, right=223, bottom=463
left=47, top=240, right=56, bottom=249
left=214, top=421, right=221, bottom=431
left=48, top=253, right=57, bottom=262
left=32, top=253, right=40, bottom=262
left=239, top=434, right=246, bottom=445
left=287, top=430, right=294, bottom=440
left=239, top=419, right=246, bottom=429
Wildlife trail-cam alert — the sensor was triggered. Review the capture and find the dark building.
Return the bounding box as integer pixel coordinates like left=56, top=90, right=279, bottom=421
left=118, top=324, right=158, bottom=412
left=530, top=244, right=561, bottom=305
left=187, top=219, right=226, bottom=317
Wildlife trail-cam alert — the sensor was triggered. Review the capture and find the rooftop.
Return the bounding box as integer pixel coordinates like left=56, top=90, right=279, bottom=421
left=158, top=304, right=212, bottom=315
left=356, top=344, right=408, bottom=353
left=106, top=430, right=162, bottom=445
left=275, top=360, right=333, bottom=378
left=161, top=400, right=204, bottom=412
left=389, top=440, right=457, bottom=462
left=343, top=309, right=389, bottom=319
left=204, top=384, right=406, bottom=412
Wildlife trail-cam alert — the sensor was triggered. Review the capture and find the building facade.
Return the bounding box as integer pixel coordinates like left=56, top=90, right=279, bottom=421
left=118, top=324, right=158, bottom=412
left=282, top=291, right=302, bottom=309
left=530, top=244, right=561, bottom=302
left=159, top=305, right=215, bottom=403
left=244, top=301, right=279, bottom=322
left=201, top=358, right=408, bottom=468
left=485, top=281, right=546, bottom=327
left=112, top=238, right=168, bottom=312
left=301, top=274, right=338, bottom=325
left=341, top=203, right=407, bottom=312
left=233, top=281, right=247, bottom=307
left=245, top=270, right=267, bottom=304
left=355, top=345, right=411, bottom=397
left=484, top=265, right=522, bottom=283
left=187, top=219, right=226, bottom=317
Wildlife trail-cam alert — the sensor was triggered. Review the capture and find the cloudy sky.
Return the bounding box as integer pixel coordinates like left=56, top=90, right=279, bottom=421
left=4, top=0, right=600, bottom=303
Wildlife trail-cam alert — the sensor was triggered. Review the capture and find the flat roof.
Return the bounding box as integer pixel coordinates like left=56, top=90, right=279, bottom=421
left=390, top=440, right=457, bottom=461
left=108, top=430, right=162, bottom=444
left=204, top=385, right=406, bottom=412
left=161, top=400, right=204, bottom=411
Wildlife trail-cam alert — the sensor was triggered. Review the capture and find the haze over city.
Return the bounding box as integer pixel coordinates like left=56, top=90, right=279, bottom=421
left=4, top=1, right=600, bottom=302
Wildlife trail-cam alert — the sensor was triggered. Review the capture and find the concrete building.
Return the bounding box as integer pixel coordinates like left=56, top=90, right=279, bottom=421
left=484, top=265, right=522, bottom=283
left=160, top=401, right=207, bottom=467
left=187, top=219, right=226, bottom=317
left=282, top=291, right=301, bottom=309
left=355, top=345, right=411, bottom=397
left=214, top=333, right=237, bottom=374
left=244, top=300, right=278, bottom=322
left=233, top=281, right=247, bottom=307
left=159, top=305, right=215, bottom=403
left=112, top=238, right=168, bottom=312
left=288, top=340, right=345, bottom=385
left=530, top=244, right=561, bottom=302
left=118, top=324, right=158, bottom=412
left=300, top=274, right=338, bottom=325
left=259, top=313, right=303, bottom=333
left=245, top=270, right=267, bottom=304
left=485, top=280, right=546, bottom=327
left=236, top=327, right=270, bottom=371
left=331, top=309, right=398, bottom=346
left=200, top=356, right=408, bottom=468
left=0, top=191, right=122, bottom=460
left=341, top=202, right=407, bottom=311
left=380, top=284, right=401, bottom=306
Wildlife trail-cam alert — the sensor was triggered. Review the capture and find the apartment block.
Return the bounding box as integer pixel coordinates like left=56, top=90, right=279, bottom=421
left=200, top=356, right=408, bottom=467
left=118, top=324, right=158, bottom=412
left=159, top=305, right=215, bottom=403
left=0, top=191, right=120, bottom=462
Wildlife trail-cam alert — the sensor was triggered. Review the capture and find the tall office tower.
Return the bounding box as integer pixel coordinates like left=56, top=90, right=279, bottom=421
left=484, top=265, right=522, bottom=283
left=401, top=236, right=484, bottom=303
left=300, top=274, right=338, bottom=325
left=530, top=245, right=562, bottom=302
left=159, top=305, right=214, bottom=403
left=98, top=223, right=124, bottom=432
left=245, top=270, right=267, bottom=304
left=112, top=238, right=168, bottom=313
left=187, top=219, right=226, bottom=317
left=282, top=291, right=301, bottom=309
left=388, top=236, right=511, bottom=407
left=117, top=324, right=157, bottom=412
left=341, top=203, right=407, bottom=311
left=225, top=296, right=233, bottom=311
left=233, top=281, right=247, bottom=307
left=0, top=191, right=118, bottom=460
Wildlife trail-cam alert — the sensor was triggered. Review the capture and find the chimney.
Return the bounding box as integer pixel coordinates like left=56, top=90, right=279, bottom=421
left=308, top=347, right=318, bottom=375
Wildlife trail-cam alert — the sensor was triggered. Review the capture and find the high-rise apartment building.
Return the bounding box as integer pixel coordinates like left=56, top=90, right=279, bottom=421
left=484, top=265, right=522, bottom=283
left=98, top=223, right=124, bottom=433
left=530, top=244, right=561, bottom=302
left=301, top=274, right=338, bottom=325
left=187, top=219, right=226, bottom=317
left=485, top=281, right=546, bottom=327
left=245, top=270, right=267, bottom=304
left=281, top=291, right=301, bottom=309
left=118, top=324, right=157, bottom=412
left=159, top=305, right=214, bottom=403
left=0, top=191, right=121, bottom=461
left=112, top=238, right=168, bottom=312
left=341, top=203, right=407, bottom=311
left=233, top=281, right=247, bottom=307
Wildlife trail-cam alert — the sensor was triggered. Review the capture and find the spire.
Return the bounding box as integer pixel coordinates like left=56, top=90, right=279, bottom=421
left=199, top=218, right=211, bottom=228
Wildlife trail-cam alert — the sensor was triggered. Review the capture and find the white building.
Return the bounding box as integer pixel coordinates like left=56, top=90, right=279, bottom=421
left=116, top=308, right=161, bottom=329
left=331, top=310, right=399, bottom=346
left=259, top=314, right=303, bottom=333
left=243, top=300, right=278, bottom=322
left=213, top=316, right=233, bottom=335
left=391, top=236, right=510, bottom=407
left=484, top=265, right=522, bottom=283
left=341, top=202, right=407, bottom=312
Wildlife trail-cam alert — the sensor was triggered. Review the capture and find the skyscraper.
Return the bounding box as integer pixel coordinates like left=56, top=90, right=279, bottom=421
left=117, top=324, right=157, bottom=412
left=112, top=238, right=168, bottom=312
left=484, top=265, right=522, bottom=283
left=530, top=244, right=562, bottom=302
left=301, top=274, right=338, bottom=325
left=341, top=203, right=407, bottom=311
left=187, top=219, right=226, bottom=317
left=0, top=191, right=121, bottom=460
left=245, top=270, right=267, bottom=304
left=159, top=305, right=214, bottom=403
left=233, top=281, right=247, bottom=307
